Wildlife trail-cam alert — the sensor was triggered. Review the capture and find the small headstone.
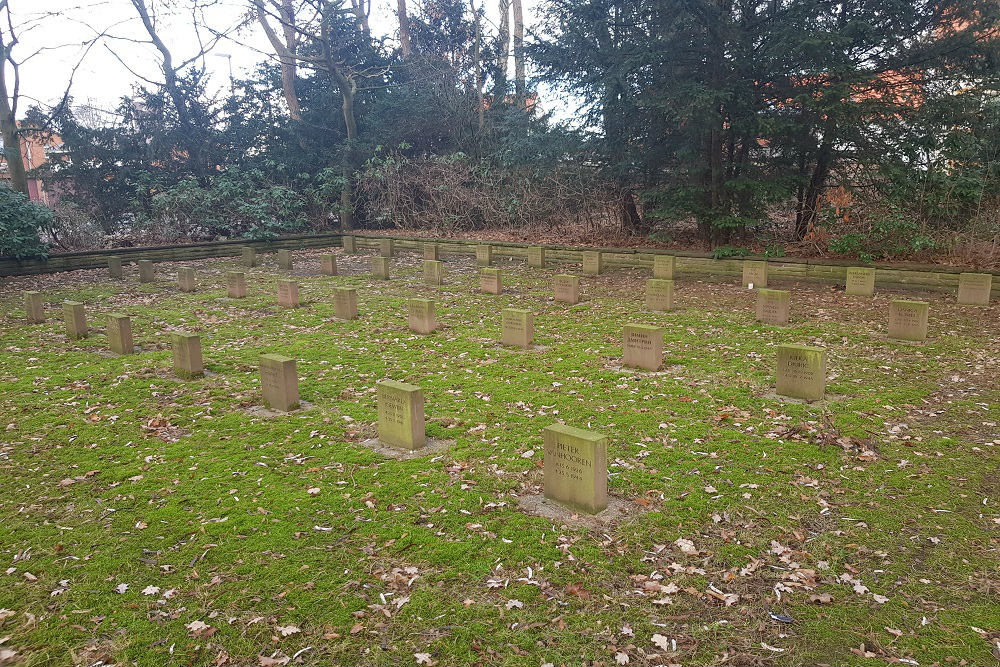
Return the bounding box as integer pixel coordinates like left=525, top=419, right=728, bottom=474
left=379, top=238, right=394, bottom=258
left=377, top=380, right=425, bottom=450
left=652, top=255, right=675, bottom=279
left=177, top=267, right=196, bottom=292
left=424, top=242, right=439, bottom=260
left=171, top=332, right=204, bottom=379
left=63, top=301, right=87, bottom=339
left=227, top=272, right=247, bottom=299
left=372, top=257, right=390, bottom=280
left=277, top=279, right=299, bottom=308
left=408, top=298, right=437, bottom=334
left=957, top=272, right=992, bottom=305
left=527, top=246, right=545, bottom=268
left=24, top=291, right=43, bottom=324
left=623, top=324, right=662, bottom=371
left=260, top=354, right=299, bottom=411
left=645, top=279, right=674, bottom=311
left=108, top=257, right=123, bottom=279
left=107, top=314, right=134, bottom=354
left=333, top=287, right=358, bottom=320
left=582, top=251, right=603, bottom=276
left=476, top=244, right=493, bottom=266
left=321, top=254, right=338, bottom=276
left=888, top=300, right=929, bottom=341
left=138, top=260, right=155, bottom=283
left=776, top=344, right=826, bottom=401
left=543, top=424, right=608, bottom=514
left=480, top=268, right=502, bottom=294
left=342, top=235, right=357, bottom=254
left=424, top=259, right=444, bottom=285
left=501, top=308, right=533, bottom=348
left=742, top=260, right=767, bottom=288
left=553, top=274, right=580, bottom=304
left=755, top=289, right=790, bottom=325
left=845, top=267, right=875, bottom=296
left=241, top=246, right=256, bottom=267
left=277, top=249, right=293, bottom=270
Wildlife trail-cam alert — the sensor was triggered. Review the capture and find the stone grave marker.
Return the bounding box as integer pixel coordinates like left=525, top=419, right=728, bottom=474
left=645, top=279, right=674, bottom=311
left=845, top=267, right=876, bottom=296
left=623, top=324, right=662, bottom=371
left=138, top=260, right=155, bottom=283
left=277, top=279, right=299, bottom=308
left=582, top=251, right=603, bottom=276
left=776, top=344, right=826, bottom=401
left=260, top=354, right=299, bottom=411
left=888, top=300, right=929, bottom=341
left=379, top=238, right=394, bottom=258
left=321, top=254, right=338, bottom=276
left=424, top=260, right=444, bottom=285
left=241, top=246, right=256, bottom=267
left=652, top=255, right=675, bottom=279
left=333, top=287, right=358, bottom=320
left=377, top=380, right=425, bottom=450
left=424, top=242, right=439, bottom=260
left=480, top=268, right=502, bottom=294
left=742, top=260, right=768, bottom=288
left=543, top=424, right=608, bottom=514
left=756, top=289, right=790, bottom=325
left=957, top=272, right=992, bottom=305
left=342, top=235, right=357, bottom=254
left=408, top=298, right=437, bottom=334
left=501, top=308, right=533, bottom=348
left=63, top=301, right=87, bottom=339
left=372, top=257, right=390, bottom=280
left=528, top=246, right=545, bottom=268
left=177, top=267, right=196, bottom=292
left=476, top=244, right=493, bottom=266
left=108, top=257, right=123, bottom=279
left=227, top=272, right=247, bottom=298
left=277, top=250, right=293, bottom=270
left=553, top=274, right=580, bottom=305
left=24, top=291, right=43, bottom=324
left=171, top=332, right=204, bottom=379
left=107, top=314, right=134, bottom=354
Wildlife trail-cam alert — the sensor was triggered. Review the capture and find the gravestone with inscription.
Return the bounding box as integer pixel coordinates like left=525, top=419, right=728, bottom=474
left=260, top=354, right=299, bottom=411
left=553, top=274, right=580, bottom=305
left=480, top=268, right=502, bottom=294
left=476, top=244, right=493, bottom=266
left=742, top=260, right=768, bottom=288
left=227, top=272, right=247, bottom=298
left=277, top=279, right=299, bottom=308
left=645, top=279, right=674, bottom=311
left=543, top=424, right=608, bottom=514
left=623, top=324, right=662, bottom=371
left=527, top=246, right=545, bottom=268
left=501, top=308, right=533, bottom=347
left=24, top=291, right=43, bottom=324
left=372, top=257, right=390, bottom=280
left=379, top=238, right=394, bottom=258
left=172, top=332, right=204, bottom=379
left=408, top=298, right=437, bottom=334
left=653, top=255, right=675, bottom=279
left=108, top=257, right=123, bottom=279
left=957, top=272, right=992, bottom=305
left=424, top=260, right=444, bottom=285
left=377, top=380, right=425, bottom=450
left=888, top=300, right=929, bottom=341
left=321, top=254, right=338, bottom=276
left=582, top=251, right=603, bottom=276
left=138, top=260, right=155, bottom=283
left=776, top=344, right=826, bottom=401
left=107, top=314, right=134, bottom=354
left=845, top=267, right=876, bottom=296
left=756, top=289, right=790, bottom=325
left=241, top=246, right=256, bottom=267
left=342, top=235, right=357, bottom=254
left=177, top=267, right=196, bottom=292
left=63, top=301, right=87, bottom=339
left=424, top=242, right=439, bottom=260
left=277, top=250, right=293, bottom=270
left=333, top=287, right=358, bottom=320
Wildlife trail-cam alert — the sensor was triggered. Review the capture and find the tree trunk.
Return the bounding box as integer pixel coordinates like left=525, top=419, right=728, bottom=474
left=512, top=0, right=525, bottom=111
left=257, top=0, right=302, bottom=121
left=397, top=0, right=412, bottom=57
left=0, top=69, right=27, bottom=195
left=493, top=0, right=510, bottom=101
left=472, top=0, right=484, bottom=130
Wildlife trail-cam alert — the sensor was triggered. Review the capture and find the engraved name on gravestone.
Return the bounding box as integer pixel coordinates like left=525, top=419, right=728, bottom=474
left=277, top=279, right=299, bottom=308
left=623, top=324, right=662, bottom=371
left=424, top=242, right=439, bottom=260
left=171, top=332, right=204, bottom=379
left=845, top=267, right=876, bottom=296
left=24, top=291, right=43, bottom=324
left=408, top=298, right=437, bottom=334
left=582, top=251, right=603, bottom=276
left=424, top=260, right=444, bottom=285
left=652, top=255, right=675, bottom=279
left=108, top=257, right=123, bottom=279
left=379, top=238, right=394, bottom=258
left=553, top=274, right=580, bottom=305
left=377, top=380, right=425, bottom=450
left=107, top=314, right=134, bottom=354
left=501, top=308, right=533, bottom=348
left=527, top=246, right=545, bottom=268
left=372, top=257, right=390, bottom=280
left=756, top=289, right=790, bottom=325
left=480, top=268, right=502, bottom=294
left=277, top=250, right=293, bottom=270
left=63, top=301, right=87, bottom=339
left=333, top=287, right=358, bottom=320
left=342, top=235, right=357, bottom=254
left=476, top=244, right=493, bottom=266
left=321, top=254, right=338, bottom=276
left=775, top=344, right=826, bottom=401
left=957, top=272, right=992, bottom=305
left=645, top=279, right=674, bottom=312
left=138, top=260, right=155, bottom=283
left=177, top=267, right=196, bottom=292
left=227, top=272, right=247, bottom=298
left=888, top=300, right=929, bottom=341
left=260, top=354, right=299, bottom=411
left=241, top=246, right=256, bottom=267
left=543, top=424, right=608, bottom=514
left=742, top=260, right=768, bottom=288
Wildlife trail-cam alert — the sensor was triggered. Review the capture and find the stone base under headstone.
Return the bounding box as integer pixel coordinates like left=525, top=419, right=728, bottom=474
left=517, top=493, right=641, bottom=528
left=359, top=436, right=453, bottom=460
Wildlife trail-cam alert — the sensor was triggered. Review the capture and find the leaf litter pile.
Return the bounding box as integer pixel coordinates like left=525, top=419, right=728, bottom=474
left=0, top=249, right=997, bottom=666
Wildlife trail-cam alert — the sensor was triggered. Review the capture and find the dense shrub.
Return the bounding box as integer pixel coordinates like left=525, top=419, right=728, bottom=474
left=0, top=185, right=51, bottom=260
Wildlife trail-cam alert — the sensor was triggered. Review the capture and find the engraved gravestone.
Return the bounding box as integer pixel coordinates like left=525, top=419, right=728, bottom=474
left=424, top=260, right=444, bottom=285
left=645, top=279, right=674, bottom=311
left=888, top=300, right=929, bottom=341
left=408, top=298, right=437, bottom=334
left=553, top=274, right=579, bottom=305
left=527, top=246, right=545, bottom=268
left=138, top=260, right=155, bottom=283
left=653, top=255, right=675, bottom=279
left=333, top=287, right=358, bottom=320
left=582, top=251, right=603, bottom=276
left=177, top=267, right=196, bottom=292
left=321, top=254, right=338, bottom=276
left=501, top=308, right=533, bottom=348
left=227, top=271, right=247, bottom=298
left=108, top=257, right=123, bottom=279
left=107, top=314, right=134, bottom=354
left=379, top=238, right=394, bottom=258
left=957, top=272, right=992, bottom=305
left=372, top=257, right=390, bottom=280
left=756, top=289, right=790, bottom=325
left=63, top=301, right=87, bottom=339
left=260, top=354, right=299, bottom=411
left=424, top=242, right=439, bottom=260
left=845, top=267, right=875, bottom=296
left=171, top=332, right=204, bottom=379
left=24, top=291, right=43, bottom=324
left=743, top=260, right=767, bottom=288
left=480, top=268, right=502, bottom=294
left=241, top=246, right=256, bottom=267
left=543, top=424, right=608, bottom=514
left=277, top=249, right=293, bottom=270
left=476, top=244, right=493, bottom=266
left=342, top=235, right=357, bottom=254
left=277, top=279, right=299, bottom=308
left=377, top=380, right=425, bottom=450
left=776, top=344, right=826, bottom=401
left=623, top=324, right=662, bottom=371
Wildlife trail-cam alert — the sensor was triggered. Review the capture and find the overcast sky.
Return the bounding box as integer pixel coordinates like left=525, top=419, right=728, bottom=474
left=8, top=0, right=540, bottom=120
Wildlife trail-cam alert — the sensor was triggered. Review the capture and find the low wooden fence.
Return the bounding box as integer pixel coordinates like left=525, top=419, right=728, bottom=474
left=2, top=232, right=997, bottom=298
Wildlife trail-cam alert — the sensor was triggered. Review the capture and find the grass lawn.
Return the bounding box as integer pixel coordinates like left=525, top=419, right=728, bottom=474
left=0, top=248, right=997, bottom=666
